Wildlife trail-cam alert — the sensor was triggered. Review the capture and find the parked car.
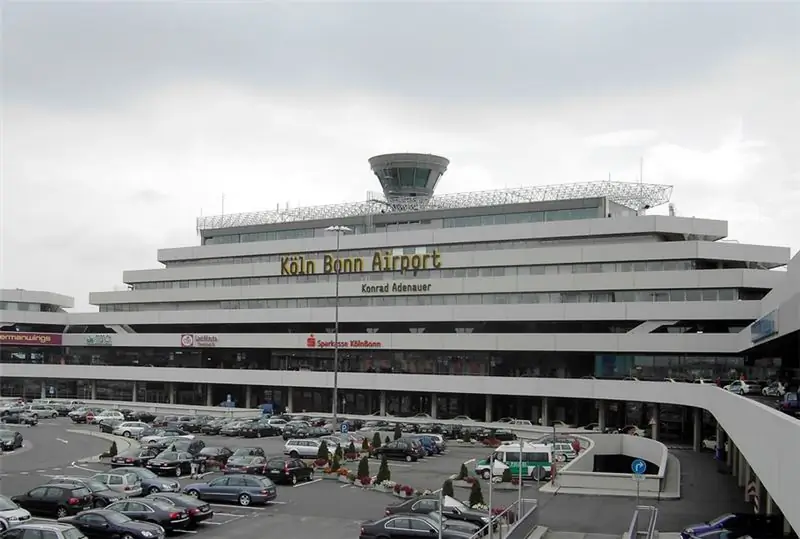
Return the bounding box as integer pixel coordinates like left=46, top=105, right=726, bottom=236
left=91, top=411, right=125, bottom=424
left=223, top=456, right=268, bottom=475
left=0, top=412, right=37, bottom=427
left=371, top=439, right=425, bottom=462
left=777, top=392, right=800, bottom=417
left=110, top=447, right=161, bottom=468
left=240, top=420, right=281, bottom=438
left=0, top=495, right=31, bottom=531
left=145, top=451, right=198, bottom=477
left=98, top=420, right=123, bottom=434
left=11, top=484, right=93, bottom=518
left=681, top=513, right=784, bottom=539
left=45, top=477, right=123, bottom=508
left=199, top=419, right=227, bottom=435
left=284, top=439, right=337, bottom=459
left=140, top=429, right=193, bottom=445
left=117, top=467, right=179, bottom=495
left=761, top=382, right=786, bottom=397
left=724, top=380, right=761, bottom=396
left=105, top=499, right=190, bottom=531
left=112, top=422, right=151, bottom=439
left=144, top=493, right=213, bottom=527
left=182, top=475, right=278, bottom=506
left=261, top=457, right=314, bottom=485
left=385, top=494, right=491, bottom=530
left=194, top=447, right=232, bottom=469
left=27, top=405, right=58, bottom=419
left=90, top=472, right=143, bottom=497
left=0, top=430, right=23, bottom=451
left=168, top=439, right=205, bottom=456
left=231, top=447, right=265, bottom=458
left=59, top=508, right=165, bottom=539
left=359, top=514, right=474, bottom=539
left=2, top=522, right=90, bottom=539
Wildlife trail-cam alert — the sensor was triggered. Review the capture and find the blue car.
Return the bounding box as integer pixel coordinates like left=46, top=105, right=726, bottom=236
left=182, top=474, right=277, bottom=506
left=681, top=513, right=781, bottom=539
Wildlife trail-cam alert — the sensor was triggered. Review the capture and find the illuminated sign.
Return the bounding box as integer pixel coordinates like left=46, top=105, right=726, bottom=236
left=751, top=310, right=778, bottom=343
left=306, top=334, right=382, bottom=349
left=281, top=250, right=442, bottom=276
left=181, top=334, right=219, bottom=348
left=0, top=332, right=62, bottom=346
left=361, top=282, right=432, bottom=294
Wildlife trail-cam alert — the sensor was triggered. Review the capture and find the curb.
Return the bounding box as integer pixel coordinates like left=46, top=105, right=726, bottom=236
left=527, top=526, right=549, bottom=539
left=66, top=429, right=140, bottom=463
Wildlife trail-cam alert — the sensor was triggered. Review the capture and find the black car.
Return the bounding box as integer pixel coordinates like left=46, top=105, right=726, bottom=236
left=168, top=439, right=205, bottom=456
left=145, top=493, right=214, bottom=527
left=0, top=412, right=37, bottom=427
left=0, top=429, right=23, bottom=450
left=195, top=447, right=232, bottom=469
left=180, top=416, right=214, bottom=433
left=123, top=467, right=181, bottom=495
left=45, top=477, right=123, bottom=508
left=223, top=456, right=267, bottom=475
left=60, top=509, right=165, bottom=539
left=12, top=484, right=93, bottom=518
left=97, top=420, right=123, bottom=434
left=372, top=439, right=424, bottom=462
left=240, top=421, right=280, bottom=438
left=105, top=499, right=190, bottom=531
left=359, top=514, right=474, bottom=539
left=199, top=419, right=226, bottom=435
left=146, top=451, right=197, bottom=477
left=110, top=447, right=161, bottom=468
left=231, top=447, right=265, bottom=458
left=281, top=421, right=311, bottom=440
left=262, top=457, right=314, bottom=485
left=386, top=495, right=492, bottom=531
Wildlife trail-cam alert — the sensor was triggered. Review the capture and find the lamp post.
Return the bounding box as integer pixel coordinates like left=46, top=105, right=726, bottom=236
left=326, top=225, right=352, bottom=425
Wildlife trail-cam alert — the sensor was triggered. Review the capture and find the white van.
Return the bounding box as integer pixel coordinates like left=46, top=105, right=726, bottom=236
left=475, top=442, right=556, bottom=481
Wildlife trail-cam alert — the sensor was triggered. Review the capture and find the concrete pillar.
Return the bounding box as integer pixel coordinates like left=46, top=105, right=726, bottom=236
left=573, top=400, right=581, bottom=426
left=692, top=407, right=702, bottom=452
left=40, top=385, right=46, bottom=399
left=287, top=388, right=294, bottom=413
left=485, top=395, right=493, bottom=423
left=743, top=463, right=752, bottom=498
left=431, top=394, right=438, bottom=419
left=727, top=441, right=734, bottom=469
left=132, top=382, right=138, bottom=402
left=91, top=381, right=97, bottom=401
left=168, top=383, right=176, bottom=405
left=206, top=385, right=213, bottom=407
left=367, top=392, right=374, bottom=414
left=753, top=475, right=764, bottom=514
left=245, top=386, right=252, bottom=409
left=650, top=404, right=661, bottom=441
left=515, top=398, right=523, bottom=420
left=764, top=490, right=774, bottom=515
left=379, top=391, right=386, bottom=416
left=541, top=397, right=550, bottom=426
left=598, top=401, right=607, bottom=431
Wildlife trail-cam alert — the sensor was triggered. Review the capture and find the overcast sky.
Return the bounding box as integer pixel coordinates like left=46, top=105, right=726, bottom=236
left=2, top=2, right=798, bottom=311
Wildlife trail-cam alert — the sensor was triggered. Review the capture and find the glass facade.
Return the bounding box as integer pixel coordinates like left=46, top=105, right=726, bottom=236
left=0, top=301, right=63, bottom=312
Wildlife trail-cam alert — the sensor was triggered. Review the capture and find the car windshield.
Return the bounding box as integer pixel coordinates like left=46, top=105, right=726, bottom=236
left=0, top=495, right=18, bottom=510
left=443, top=495, right=468, bottom=511
left=232, top=449, right=254, bottom=456
left=267, top=458, right=285, bottom=467
left=86, top=480, right=109, bottom=491
left=158, top=452, right=178, bottom=460
left=229, top=456, right=252, bottom=464
left=708, top=514, right=734, bottom=527
left=105, top=511, right=132, bottom=524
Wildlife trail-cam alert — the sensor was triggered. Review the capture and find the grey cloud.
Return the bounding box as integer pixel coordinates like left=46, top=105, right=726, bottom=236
left=4, top=3, right=798, bottom=109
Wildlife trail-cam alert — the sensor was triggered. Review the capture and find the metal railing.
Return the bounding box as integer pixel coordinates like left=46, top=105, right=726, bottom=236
left=468, top=498, right=539, bottom=539
left=626, top=505, right=659, bottom=539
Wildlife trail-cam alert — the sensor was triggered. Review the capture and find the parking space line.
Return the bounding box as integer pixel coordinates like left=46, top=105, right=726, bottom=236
left=202, top=522, right=223, bottom=526
left=176, top=530, right=197, bottom=534
left=294, top=478, right=322, bottom=488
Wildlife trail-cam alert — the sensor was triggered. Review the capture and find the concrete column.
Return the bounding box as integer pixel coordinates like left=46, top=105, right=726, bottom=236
left=738, top=452, right=747, bottom=487
left=379, top=391, right=386, bottom=416
left=91, top=381, right=97, bottom=401
left=765, top=490, right=774, bottom=515
left=515, top=398, right=523, bottom=420
left=743, top=463, right=752, bottom=498
left=206, top=385, right=213, bottom=407
left=367, top=392, right=374, bottom=414
left=40, top=385, right=46, bottom=399
left=541, top=397, right=550, bottom=426
left=692, top=407, right=702, bottom=452
left=431, top=394, right=438, bottom=419
left=727, top=441, right=734, bottom=469
left=650, top=404, right=661, bottom=441
left=245, top=386, right=252, bottom=409
left=573, top=400, right=581, bottom=426
left=132, top=382, right=138, bottom=402
left=597, top=401, right=607, bottom=431
left=753, top=475, right=764, bottom=514
left=287, top=388, right=294, bottom=413
left=168, top=383, right=176, bottom=405
left=485, top=395, right=493, bottom=423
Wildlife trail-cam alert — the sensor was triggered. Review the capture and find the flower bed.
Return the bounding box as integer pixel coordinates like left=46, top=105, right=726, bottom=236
left=355, top=476, right=373, bottom=488
left=373, top=480, right=396, bottom=493
left=482, top=438, right=502, bottom=448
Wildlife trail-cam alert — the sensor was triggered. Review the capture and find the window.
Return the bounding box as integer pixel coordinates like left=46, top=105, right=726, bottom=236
left=1, top=530, right=23, bottom=539
left=386, top=518, right=412, bottom=529
left=209, top=477, right=228, bottom=487
left=413, top=500, right=437, bottom=512
left=27, top=488, right=48, bottom=498
left=410, top=519, right=435, bottom=531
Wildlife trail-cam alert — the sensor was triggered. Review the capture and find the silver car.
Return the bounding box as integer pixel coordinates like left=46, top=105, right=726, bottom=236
left=284, top=438, right=338, bottom=459
left=0, top=495, right=31, bottom=531
left=1, top=522, right=87, bottom=539
left=112, top=422, right=151, bottom=439
left=91, top=472, right=143, bottom=497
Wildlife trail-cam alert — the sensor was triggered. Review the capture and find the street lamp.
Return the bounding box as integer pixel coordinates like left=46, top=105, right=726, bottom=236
left=326, top=225, right=352, bottom=425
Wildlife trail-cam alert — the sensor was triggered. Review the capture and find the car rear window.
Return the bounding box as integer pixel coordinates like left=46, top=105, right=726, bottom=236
left=124, top=473, right=138, bottom=484
left=63, top=528, right=89, bottom=539
left=267, top=458, right=285, bottom=467
left=72, top=487, right=91, bottom=497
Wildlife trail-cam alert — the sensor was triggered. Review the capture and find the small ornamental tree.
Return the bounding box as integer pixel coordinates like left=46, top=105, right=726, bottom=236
left=334, top=444, right=343, bottom=460
left=385, top=435, right=391, bottom=445
left=347, top=441, right=357, bottom=455
left=316, top=441, right=330, bottom=462
left=394, top=423, right=402, bottom=440
left=442, top=479, right=454, bottom=498
left=331, top=453, right=341, bottom=472
left=108, top=441, right=118, bottom=457
left=458, top=462, right=469, bottom=480
left=501, top=467, right=513, bottom=483
left=372, top=432, right=382, bottom=449
left=357, top=455, right=370, bottom=480
left=468, top=480, right=484, bottom=508
left=376, top=455, right=391, bottom=483
left=362, top=438, right=370, bottom=452
left=461, top=429, right=471, bottom=443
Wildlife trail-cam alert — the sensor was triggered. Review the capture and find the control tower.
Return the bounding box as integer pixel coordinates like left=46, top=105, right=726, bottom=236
left=368, top=153, right=450, bottom=200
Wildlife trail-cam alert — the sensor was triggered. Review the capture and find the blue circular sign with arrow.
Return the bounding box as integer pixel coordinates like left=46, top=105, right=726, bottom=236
left=631, top=458, right=646, bottom=475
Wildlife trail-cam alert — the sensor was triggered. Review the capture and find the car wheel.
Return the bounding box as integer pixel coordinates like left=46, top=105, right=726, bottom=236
left=123, top=431, right=131, bottom=438
left=31, top=414, right=38, bottom=420
left=93, top=500, right=105, bottom=508
left=175, top=467, right=182, bottom=477
left=122, top=534, right=135, bottom=539
left=0, top=518, right=8, bottom=531
left=532, top=467, right=545, bottom=481
left=290, top=474, right=297, bottom=486
left=238, top=493, right=251, bottom=506
left=481, top=470, right=491, bottom=480
left=148, top=486, right=161, bottom=494
left=289, top=451, right=299, bottom=458
left=405, top=455, right=412, bottom=462
left=56, top=506, right=69, bottom=518
left=199, top=462, right=206, bottom=474
left=186, top=489, right=199, bottom=498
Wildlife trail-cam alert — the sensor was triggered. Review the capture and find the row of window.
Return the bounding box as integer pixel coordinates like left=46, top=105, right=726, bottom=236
left=133, top=259, right=701, bottom=290
left=169, top=234, right=654, bottom=268
left=202, top=208, right=601, bottom=246
left=98, top=287, right=740, bottom=312
left=0, top=301, right=62, bottom=313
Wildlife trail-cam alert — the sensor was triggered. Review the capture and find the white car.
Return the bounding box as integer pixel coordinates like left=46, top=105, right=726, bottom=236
left=140, top=429, right=194, bottom=445
left=284, top=438, right=338, bottom=459
left=0, top=494, right=31, bottom=531
left=509, top=419, right=533, bottom=426
left=91, top=410, right=125, bottom=424
left=724, top=380, right=761, bottom=395
left=266, top=418, right=287, bottom=431
left=26, top=405, right=58, bottom=419
left=550, top=421, right=575, bottom=429
left=762, top=382, right=786, bottom=397
left=112, top=421, right=151, bottom=438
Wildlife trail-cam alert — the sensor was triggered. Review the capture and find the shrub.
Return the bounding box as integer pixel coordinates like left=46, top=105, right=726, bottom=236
left=331, top=454, right=341, bottom=472
left=457, top=463, right=469, bottom=480
left=511, top=477, right=520, bottom=486
left=376, top=455, right=391, bottom=483
left=316, top=442, right=330, bottom=461
left=393, top=483, right=402, bottom=493
left=501, top=468, right=512, bottom=483
left=348, top=441, right=357, bottom=455
left=442, top=479, right=454, bottom=497
left=346, top=472, right=356, bottom=482
left=361, top=438, right=370, bottom=452
left=394, top=423, right=402, bottom=440
left=108, top=441, right=118, bottom=457
left=461, top=430, right=471, bottom=443
left=385, top=435, right=391, bottom=445
left=334, top=444, right=343, bottom=460
left=468, top=480, right=484, bottom=508
left=357, top=455, right=370, bottom=480
left=372, top=432, right=382, bottom=449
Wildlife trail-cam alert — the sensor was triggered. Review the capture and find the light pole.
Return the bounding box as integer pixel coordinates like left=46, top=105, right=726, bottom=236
left=326, top=225, right=352, bottom=425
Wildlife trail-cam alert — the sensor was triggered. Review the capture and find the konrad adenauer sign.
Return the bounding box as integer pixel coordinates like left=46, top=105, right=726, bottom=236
left=281, top=250, right=442, bottom=276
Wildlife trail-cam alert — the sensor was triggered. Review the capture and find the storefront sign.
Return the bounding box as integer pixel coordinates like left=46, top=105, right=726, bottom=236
left=85, top=335, right=113, bottom=346
left=281, top=250, right=442, bottom=276
left=0, top=331, right=63, bottom=346
left=361, top=282, right=432, bottom=294
left=751, top=310, right=778, bottom=343
left=180, top=334, right=219, bottom=348
left=306, top=334, right=382, bottom=349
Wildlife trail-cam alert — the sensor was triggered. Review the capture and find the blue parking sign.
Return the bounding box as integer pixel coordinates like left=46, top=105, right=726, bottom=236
left=340, top=422, right=349, bottom=434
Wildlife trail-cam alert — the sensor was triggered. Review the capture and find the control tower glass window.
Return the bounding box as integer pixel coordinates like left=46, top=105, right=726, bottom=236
left=378, top=167, right=432, bottom=190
